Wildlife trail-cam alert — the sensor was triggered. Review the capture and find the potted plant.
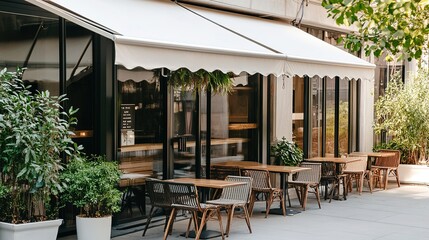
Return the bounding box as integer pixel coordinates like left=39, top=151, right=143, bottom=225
left=0, top=68, right=79, bottom=240
left=60, top=154, right=122, bottom=240
left=271, top=137, right=304, bottom=166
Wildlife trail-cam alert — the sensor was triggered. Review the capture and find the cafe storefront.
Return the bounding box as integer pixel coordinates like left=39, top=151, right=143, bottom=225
left=1, top=0, right=374, bottom=234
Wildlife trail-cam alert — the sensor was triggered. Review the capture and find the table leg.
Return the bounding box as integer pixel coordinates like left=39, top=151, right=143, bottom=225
left=265, top=173, right=301, bottom=216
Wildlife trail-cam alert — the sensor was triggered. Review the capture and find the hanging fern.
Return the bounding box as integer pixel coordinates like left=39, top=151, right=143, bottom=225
left=168, top=68, right=234, bottom=95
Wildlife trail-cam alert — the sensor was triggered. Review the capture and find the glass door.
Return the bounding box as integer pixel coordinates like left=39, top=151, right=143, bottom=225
left=172, top=89, right=198, bottom=178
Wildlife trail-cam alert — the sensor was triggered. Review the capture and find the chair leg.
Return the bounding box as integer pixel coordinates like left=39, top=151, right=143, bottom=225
left=265, top=192, right=274, bottom=218
left=242, top=205, right=252, bottom=234
left=195, top=210, right=208, bottom=240
left=314, top=185, right=321, bottom=209
left=216, top=209, right=225, bottom=240
left=279, top=192, right=286, bottom=216
left=248, top=193, right=256, bottom=217
left=359, top=173, right=364, bottom=195
left=302, top=185, right=309, bottom=211
left=394, top=169, right=401, bottom=187
left=383, top=169, right=389, bottom=190
left=295, top=186, right=302, bottom=206
left=186, top=211, right=197, bottom=238
left=225, top=205, right=235, bottom=237
left=163, top=208, right=176, bottom=240
left=142, top=206, right=155, bottom=236
left=342, top=176, right=347, bottom=200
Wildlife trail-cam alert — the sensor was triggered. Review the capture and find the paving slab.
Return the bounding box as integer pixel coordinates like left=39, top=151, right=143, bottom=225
left=59, top=183, right=429, bottom=240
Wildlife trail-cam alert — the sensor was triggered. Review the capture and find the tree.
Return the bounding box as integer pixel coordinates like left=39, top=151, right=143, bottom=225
left=374, top=69, right=429, bottom=164
left=322, top=0, right=429, bottom=61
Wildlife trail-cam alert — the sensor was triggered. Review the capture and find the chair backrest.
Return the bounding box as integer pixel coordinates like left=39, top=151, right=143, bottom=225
left=344, top=155, right=368, bottom=172
left=145, top=178, right=171, bottom=208
left=376, top=149, right=401, bottom=168
left=210, top=166, right=240, bottom=180
left=165, top=181, right=201, bottom=211
left=243, top=169, right=271, bottom=191
left=321, top=162, right=336, bottom=179
left=219, top=176, right=252, bottom=202
left=294, top=162, right=321, bottom=183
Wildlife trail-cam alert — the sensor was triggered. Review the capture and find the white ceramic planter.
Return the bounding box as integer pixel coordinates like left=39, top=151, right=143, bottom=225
left=76, top=215, right=112, bottom=240
left=398, top=164, right=429, bottom=184
left=0, top=219, right=62, bottom=240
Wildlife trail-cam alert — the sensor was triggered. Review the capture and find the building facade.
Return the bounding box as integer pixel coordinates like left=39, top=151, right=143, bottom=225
left=0, top=0, right=375, bottom=235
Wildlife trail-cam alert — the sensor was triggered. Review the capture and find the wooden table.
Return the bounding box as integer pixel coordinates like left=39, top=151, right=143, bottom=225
left=351, top=151, right=396, bottom=170
left=305, top=157, right=361, bottom=200
left=165, top=177, right=246, bottom=239
left=351, top=152, right=396, bottom=158
left=166, top=177, right=246, bottom=189
left=211, top=160, right=261, bottom=167
left=240, top=164, right=310, bottom=216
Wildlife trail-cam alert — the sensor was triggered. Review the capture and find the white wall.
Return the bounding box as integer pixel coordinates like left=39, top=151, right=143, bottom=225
left=181, top=0, right=355, bottom=32
left=359, top=78, right=374, bottom=151
left=273, top=75, right=293, bottom=141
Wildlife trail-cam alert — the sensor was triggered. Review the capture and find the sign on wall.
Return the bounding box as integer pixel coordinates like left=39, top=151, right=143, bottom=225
left=120, top=104, right=135, bottom=146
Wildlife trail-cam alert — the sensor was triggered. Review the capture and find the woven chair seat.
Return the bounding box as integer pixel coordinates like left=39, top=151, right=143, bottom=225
left=370, top=149, right=401, bottom=190
left=288, top=162, right=321, bottom=210
left=206, top=176, right=253, bottom=237
left=207, top=198, right=247, bottom=205
left=142, top=178, right=171, bottom=237
left=243, top=169, right=286, bottom=218
left=164, top=181, right=225, bottom=240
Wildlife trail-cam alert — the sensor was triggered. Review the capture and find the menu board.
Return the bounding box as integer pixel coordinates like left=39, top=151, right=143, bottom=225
left=120, top=104, right=135, bottom=146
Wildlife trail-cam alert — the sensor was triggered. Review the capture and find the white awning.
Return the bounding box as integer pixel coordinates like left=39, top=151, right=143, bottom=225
left=26, top=0, right=287, bottom=76
left=180, top=3, right=375, bottom=80
left=27, top=0, right=374, bottom=80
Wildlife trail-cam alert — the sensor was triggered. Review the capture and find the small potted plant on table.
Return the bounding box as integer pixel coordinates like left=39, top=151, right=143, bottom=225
left=60, top=155, right=122, bottom=240
left=271, top=137, right=304, bottom=166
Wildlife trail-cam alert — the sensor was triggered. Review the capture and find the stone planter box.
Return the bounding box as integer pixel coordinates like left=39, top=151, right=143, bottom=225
left=398, top=164, right=429, bottom=184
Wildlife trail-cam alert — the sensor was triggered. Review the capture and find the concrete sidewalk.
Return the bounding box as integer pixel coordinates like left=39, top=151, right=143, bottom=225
left=60, top=184, right=429, bottom=240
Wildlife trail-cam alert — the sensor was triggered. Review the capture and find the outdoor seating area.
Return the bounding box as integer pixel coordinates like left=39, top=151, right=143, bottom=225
left=105, top=184, right=429, bottom=240
left=129, top=153, right=403, bottom=239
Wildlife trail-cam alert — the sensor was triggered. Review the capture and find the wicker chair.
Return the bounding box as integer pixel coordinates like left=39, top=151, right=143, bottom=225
left=343, top=155, right=372, bottom=194
left=163, top=181, right=225, bottom=240
left=206, top=176, right=252, bottom=237
left=210, top=166, right=241, bottom=199
left=288, top=162, right=322, bottom=210
left=243, top=169, right=285, bottom=218
left=142, top=178, right=171, bottom=237
left=320, top=162, right=337, bottom=200
left=371, top=149, right=401, bottom=190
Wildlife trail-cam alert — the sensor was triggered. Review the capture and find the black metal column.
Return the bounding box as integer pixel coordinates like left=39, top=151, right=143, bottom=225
left=303, top=76, right=310, bottom=159
left=334, top=76, right=340, bottom=157
left=93, top=35, right=115, bottom=160
left=206, top=90, right=211, bottom=179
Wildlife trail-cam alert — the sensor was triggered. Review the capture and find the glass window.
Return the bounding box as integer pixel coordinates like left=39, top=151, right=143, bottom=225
left=339, top=78, right=349, bottom=155
left=325, top=77, right=335, bottom=156
left=292, top=76, right=304, bottom=150
left=310, top=76, right=323, bottom=157
left=65, top=22, right=94, bottom=153
left=116, top=68, right=163, bottom=220
left=210, top=73, right=260, bottom=164
left=0, top=12, right=59, bottom=95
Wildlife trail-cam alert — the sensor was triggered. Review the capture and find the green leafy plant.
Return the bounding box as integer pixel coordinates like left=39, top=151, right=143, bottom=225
left=168, top=68, right=234, bottom=95
left=271, top=137, right=304, bottom=166
left=0, top=68, right=79, bottom=223
left=322, top=0, right=429, bottom=62
left=374, top=69, right=429, bottom=164
left=60, top=155, right=122, bottom=218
